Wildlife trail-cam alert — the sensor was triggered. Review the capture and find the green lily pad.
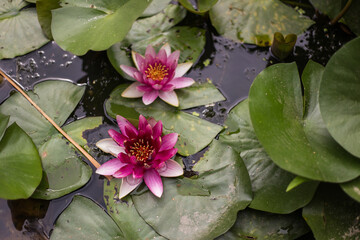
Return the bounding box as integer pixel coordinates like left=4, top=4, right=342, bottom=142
left=209, top=0, right=314, bottom=46
left=51, top=195, right=124, bottom=240
left=249, top=61, right=360, bottom=182
left=0, top=0, right=49, bottom=59
left=319, top=37, right=360, bottom=158
left=341, top=177, right=360, bottom=203
left=0, top=123, right=42, bottom=199
left=309, top=0, right=342, bottom=19
left=302, top=184, right=360, bottom=240
left=142, top=0, right=172, bottom=17
left=36, top=0, right=61, bottom=39
left=271, top=32, right=297, bottom=60
left=32, top=117, right=101, bottom=200
left=0, top=80, right=94, bottom=199
left=107, top=5, right=205, bottom=77
left=0, top=113, right=9, bottom=139
left=220, top=99, right=318, bottom=214
left=217, top=208, right=309, bottom=240
left=51, top=0, right=152, bottom=55
left=178, top=0, right=218, bottom=15
left=131, top=139, right=252, bottom=240
left=104, top=179, right=166, bottom=240
left=105, top=83, right=224, bottom=156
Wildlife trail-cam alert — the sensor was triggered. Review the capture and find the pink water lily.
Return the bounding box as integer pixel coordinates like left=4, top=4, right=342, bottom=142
left=120, top=43, right=195, bottom=107
left=96, top=115, right=183, bottom=198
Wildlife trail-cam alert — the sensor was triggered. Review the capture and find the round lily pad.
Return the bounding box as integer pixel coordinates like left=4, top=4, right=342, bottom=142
left=0, top=0, right=49, bottom=59
left=220, top=99, right=318, bottom=214
left=248, top=61, right=360, bottom=182
left=319, top=37, right=360, bottom=158
left=131, top=140, right=252, bottom=240
left=210, top=0, right=314, bottom=46
left=341, top=177, right=360, bottom=203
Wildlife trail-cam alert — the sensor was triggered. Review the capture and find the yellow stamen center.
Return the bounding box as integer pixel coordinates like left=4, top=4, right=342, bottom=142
left=129, top=138, right=154, bottom=162
left=145, top=62, right=168, bottom=81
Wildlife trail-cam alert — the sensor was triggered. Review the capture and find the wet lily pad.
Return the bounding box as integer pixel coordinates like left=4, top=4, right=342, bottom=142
left=131, top=140, right=252, bottom=240
left=0, top=80, right=95, bottom=199
left=107, top=5, right=205, bottom=78
left=302, top=184, right=360, bottom=240
left=0, top=0, right=49, bottom=59
left=51, top=195, right=124, bottom=240
left=104, top=179, right=166, bottom=240
left=217, top=208, right=309, bottom=240
left=249, top=61, right=360, bottom=182
left=220, top=99, right=318, bottom=214
left=319, top=37, right=360, bottom=158
left=209, top=0, right=314, bottom=46
left=105, top=83, right=224, bottom=156
left=0, top=122, right=42, bottom=200
left=178, top=0, right=218, bottom=15
left=51, top=0, right=152, bottom=55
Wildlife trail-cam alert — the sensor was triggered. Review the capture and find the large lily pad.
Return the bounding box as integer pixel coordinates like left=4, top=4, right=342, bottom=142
left=51, top=195, right=124, bottom=240
left=0, top=80, right=94, bottom=199
left=141, top=0, right=172, bottom=17
left=104, top=179, right=166, bottom=240
left=0, top=122, right=42, bottom=199
left=217, top=208, right=309, bottom=240
left=105, top=83, right=224, bottom=156
left=51, top=0, right=152, bottom=55
left=303, top=184, right=360, bottom=240
left=131, top=140, right=252, bottom=240
left=0, top=0, right=49, bottom=59
left=36, top=0, right=61, bottom=39
left=220, top=99, right=318, bottom=214
left=107, top=5, right=205, bottom=77
left=248, top=61, right=360, bottom=182
left=319, top=37, right=360, bottom=158
left=209, top=0, right=314, bottom=46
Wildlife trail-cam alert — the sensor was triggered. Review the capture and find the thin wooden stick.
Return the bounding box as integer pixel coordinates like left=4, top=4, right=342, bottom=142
left=331, top=0, right=353, bottom=25
left=0, top=68, right=111, bottom=180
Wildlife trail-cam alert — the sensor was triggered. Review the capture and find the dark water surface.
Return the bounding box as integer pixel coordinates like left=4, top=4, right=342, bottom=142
left=0, top=10, right=355, bottom=239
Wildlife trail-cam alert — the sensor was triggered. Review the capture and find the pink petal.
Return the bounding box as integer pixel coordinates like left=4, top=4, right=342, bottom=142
left=160, top=43, right=171, bottom=56
left=133, top=166, right=144, bottom=179
left=153, top=136, right=162, bottom=152
left=170, top=77, right=195, bottom=89
left=133, top=72, right=144, bottom=83
left=174, top=62, right=193, bottom=78
left=124, top=125, right=138, bottom=139
left=148, top=117, right=157, bottom=128
left=161, top=84, right=175, bottom=92
left=145, top=45, right=156, bottom=60
left=145, top=124, right=153, bottom=137
left=159, top=90, right=179, bottom=107
left=116, top=115, right=138, bottom=137
left=138, top=115, right=148, bottom=131
left=152, top=120, right=163, bottom=139
left=121, top=82, right=144, bottom=98
left=132, top=51, right=145, bottom=71
left=119, top=175, right=142, bottom=199
left=108, top=129, right=127, bottom=147
left=158, top=159, right=184, bottom=177
left=142, top=90, right=159, bottom=105
left=155, top=148, right=178, bottom=162
left=137, top=84, right=153, bottom=92
left=113, top=164, right=134, bottom=178
left=120, top=65, right=138, bottom=79
left=144, top=169, right=163, bottom=198
left=167, top=50, right=180, bottom=66
left=96, top=138, right=125, bottom=156
left=96, top=158, right=126, bottom=175
left=159, top=133, right=178, bottom=152
left=118, top=152, right=137, bottom=165
left=156, top=48, right=167, bottom=63
left=152, top=84, right=163, bottom=90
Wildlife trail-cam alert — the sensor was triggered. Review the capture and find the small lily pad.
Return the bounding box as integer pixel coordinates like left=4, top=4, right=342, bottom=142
left=105, top=83, right=224, bottom=156
left=0, top=0, right=49, bottom=59
left=249, top=61, right=360, bottom=182
left=209, top=0, right=314, bottom=46
left=36, top=0, right=61, bottom=39
left=340, top=177, right=360, bottom=203
left=51, top=195, right=124, bottom=240
left=51, top=0, right=152, bottom=55
left=178, top=0, right=218, bottom=15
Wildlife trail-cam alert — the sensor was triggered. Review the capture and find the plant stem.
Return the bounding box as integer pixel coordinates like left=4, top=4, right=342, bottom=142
left=0, top=69, right=111, bottom=180
left=331, top=0, right=353, bottom=25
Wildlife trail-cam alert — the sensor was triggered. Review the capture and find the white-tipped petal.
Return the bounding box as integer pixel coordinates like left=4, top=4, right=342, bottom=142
left=131, top=51, right=143, bottom=70
left=160, top=43, right=171, bottom=56
left=121, top=82, right=144, bottom=98
left=96, top=138, right=125, bottom=157
left=119, top=175, right=143, bottom=199
left=158, top=159, right=184, bottom=177
left=174, top=62, right=193, bottom=78
left=159, top=90, right=179, bottom=107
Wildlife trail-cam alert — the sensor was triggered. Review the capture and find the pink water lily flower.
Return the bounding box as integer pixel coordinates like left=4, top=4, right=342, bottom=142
left=96, top=115, right=183, bottom=198
left=120, top=43, right=195, bottom=107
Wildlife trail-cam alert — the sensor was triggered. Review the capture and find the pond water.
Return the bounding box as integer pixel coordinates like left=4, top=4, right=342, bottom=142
left=0, top=9, right=355, bottom=240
